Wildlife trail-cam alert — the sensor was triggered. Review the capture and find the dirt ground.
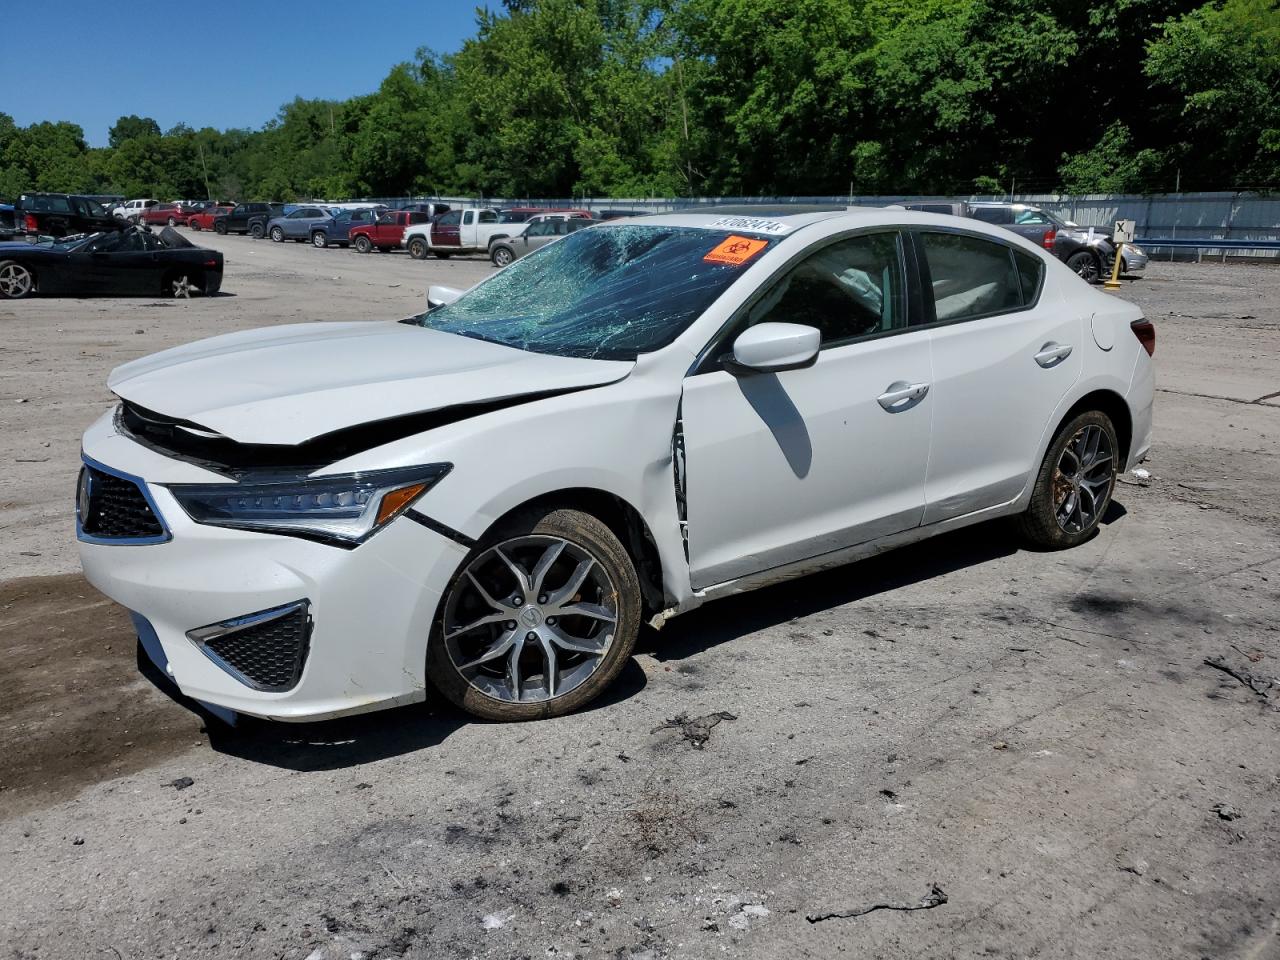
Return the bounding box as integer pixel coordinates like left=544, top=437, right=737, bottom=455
left=1, top=233, right=1278, bottom=959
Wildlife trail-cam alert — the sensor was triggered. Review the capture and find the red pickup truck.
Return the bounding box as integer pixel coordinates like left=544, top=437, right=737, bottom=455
left=349, top=209, right=433, bottom=253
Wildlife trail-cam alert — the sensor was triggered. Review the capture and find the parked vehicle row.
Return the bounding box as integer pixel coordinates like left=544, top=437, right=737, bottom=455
left=901, top=200, right=1148, bottom=280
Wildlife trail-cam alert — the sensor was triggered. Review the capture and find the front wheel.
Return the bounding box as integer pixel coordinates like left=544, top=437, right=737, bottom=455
left=491, top=245, right=514, bottom=267
left=0, top=260, right=35, bottom=299
left=1020, top=411, right=1118, bottom=549
left=190, top=221, right=202, bottom=232
left=427, top=507, right=641, bottom=721
left=353, top=235, right=372, bottom=254
left=269, top=226, right=283, bottom=242
left=214, top=221, right=227, bottom=235
left=311, top=231, right=328, bottom=248
left=167, top=216, right=178, bottom=227
left=408, top=237, right=428, bottom=260
left=1067, top=250, right=1101, bottom=283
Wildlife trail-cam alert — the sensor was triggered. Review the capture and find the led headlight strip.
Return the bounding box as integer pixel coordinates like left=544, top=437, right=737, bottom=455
left=167, top=463, right=452, bottom=547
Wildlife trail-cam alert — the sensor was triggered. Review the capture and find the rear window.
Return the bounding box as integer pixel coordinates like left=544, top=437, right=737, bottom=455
left=920, top=232, right=1024, bottom=322
left=969, top=207, right=1009, bottom=224
left=21, top=195, right=73, bottom=213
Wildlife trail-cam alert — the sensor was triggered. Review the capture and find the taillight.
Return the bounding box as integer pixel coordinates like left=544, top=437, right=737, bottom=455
left=1131, top=319, right=1155, bottom=356
left=24, top=214, right=37, bottom=232
left=1041, top=228, right=1056, bottom=249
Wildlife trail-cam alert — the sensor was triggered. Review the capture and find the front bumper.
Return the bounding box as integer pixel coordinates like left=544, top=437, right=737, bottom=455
left=1121, top=245, right=1148, bottom=273
left=78, top=412, right=468, bottom=721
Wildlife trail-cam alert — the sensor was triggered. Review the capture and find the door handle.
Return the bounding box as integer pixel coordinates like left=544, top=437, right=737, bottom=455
left=877, top=381, right=930, bottom=411
left=1034, top=342, right=1073, bottom=367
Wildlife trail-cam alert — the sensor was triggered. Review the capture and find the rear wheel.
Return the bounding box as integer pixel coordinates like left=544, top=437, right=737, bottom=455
left=1067, top=250, right=1101, bottom=283
left=427, top=507, right=641, bottom=721
left=167, top=216, right=178, bottom=227
left=190, top=220, right=202, bottom=232
left=408, top=237, right=428, bottom=260
left=0, top=260, right=35, bottom=299
left=166, top=272, right=201, bottom=298
left=1020, top=410, right=1118, bottom=549
left=353, top=235, right=372, bottom=254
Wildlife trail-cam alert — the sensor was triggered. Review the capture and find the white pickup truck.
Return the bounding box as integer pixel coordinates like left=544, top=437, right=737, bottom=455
left=402, top=207, right=520, bottom=260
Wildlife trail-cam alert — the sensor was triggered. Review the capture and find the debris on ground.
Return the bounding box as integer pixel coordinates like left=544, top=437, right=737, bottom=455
left=1212, top=802, right=1243, bottom=822
left=651, top=711, right=736, bottom=748
left=806, top=883, right=948, bottom=923
left=1204, top=656, right=1277, bottom=701
left=169, top=776, right=195, bottom=790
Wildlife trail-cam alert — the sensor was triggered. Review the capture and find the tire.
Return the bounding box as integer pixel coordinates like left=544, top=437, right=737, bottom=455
left=214, top=221, right=227, bottom=235
left=167, top=216, right=178, bottom=227
left=433, top=251, right=452, bottom=260
left=1067, top=250, right=1101, bottom=283
left=408, top=237, right=428, bottom=260
left=0, top=260, right=35, bottom=299
left=269, top=226, right=283, bottom=242
left=190, top=221, right=202, bottom=232
left=353, top=235, right=372, bottom=254
left=427, top=507, right=642, bottom=722
left=1019, top=410, right=1119, bottom=549
left=491, top=245, right=514, bottom=267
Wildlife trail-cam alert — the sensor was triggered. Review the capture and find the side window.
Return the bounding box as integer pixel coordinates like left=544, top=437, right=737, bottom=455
left=970, top=207, right=1009, bottom=224
left=377, top=212, right=395, bottom=225
left=920, top=232, right=1023, bottom=322
left=439, top=211, right=461, bottom=226
left=1013, top=249, right=1045, bottom=305
left=86, top=233, right=124, bottom=253
left=408, top=212, right=428, bottom=224
left=462, top=211, right=475, bottom=225
left=746, top=232, right=908, bottom=347
left=526, top=221, right=553, bottom=237
left=232, top=205, right=247, bottom=216
left=478, top=210, right=498, bottom=223
left=1013, top=209, right=1051, bottom=225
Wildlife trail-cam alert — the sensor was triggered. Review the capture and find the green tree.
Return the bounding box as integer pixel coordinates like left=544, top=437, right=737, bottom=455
left=108, top=114, right=161, bottom=148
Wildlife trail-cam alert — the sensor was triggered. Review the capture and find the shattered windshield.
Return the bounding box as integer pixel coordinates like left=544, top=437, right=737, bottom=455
left=408, top=225, right=773, bottom=360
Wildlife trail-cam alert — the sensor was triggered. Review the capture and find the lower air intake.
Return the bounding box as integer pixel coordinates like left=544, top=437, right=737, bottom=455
left=188, top=600, right=312, bottom=691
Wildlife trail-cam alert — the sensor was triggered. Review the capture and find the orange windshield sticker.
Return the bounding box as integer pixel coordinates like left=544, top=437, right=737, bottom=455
left=704, top=235, right=769, bottom=266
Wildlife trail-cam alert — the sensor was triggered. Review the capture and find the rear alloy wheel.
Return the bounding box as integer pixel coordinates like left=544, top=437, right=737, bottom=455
left=428, top=508, right=641, bottom=721
left=1020, top=411, right=1118, bottom=549
left=168, top=273, right=198, bottom=299
left=408, top=237, right=428, bottom=260
left=312, top=231, right=328, bottom=248
left=491, top=245, right=514, bottom=268
left=269, top=226, right=284, bottom=242
left=354, top=235, right=372, bottom=254
left=0, top=260, right=35, bottom=299
left=1067, top=250, right=1101, bottom=283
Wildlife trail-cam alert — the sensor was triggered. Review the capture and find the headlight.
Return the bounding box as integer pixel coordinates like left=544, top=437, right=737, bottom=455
left=167, top=464, right=451, bottom=546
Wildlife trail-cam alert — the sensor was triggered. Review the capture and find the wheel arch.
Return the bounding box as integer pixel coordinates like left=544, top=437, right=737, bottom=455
left=1055, top=388, right=1133, bottom=467
left=474, top=487, right=670, bottom=619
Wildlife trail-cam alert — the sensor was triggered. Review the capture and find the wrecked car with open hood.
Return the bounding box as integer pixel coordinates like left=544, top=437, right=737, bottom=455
left=78, top=209, right=1154, bottom=724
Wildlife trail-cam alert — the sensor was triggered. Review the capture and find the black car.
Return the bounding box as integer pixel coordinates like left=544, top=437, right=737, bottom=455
left=213, top=202, right=286, bottom=238
left=0, top=226, right=224, bottom=299
left=14, top=192, right=128, bottom=238
left=0, top=202, right=16, bottom=241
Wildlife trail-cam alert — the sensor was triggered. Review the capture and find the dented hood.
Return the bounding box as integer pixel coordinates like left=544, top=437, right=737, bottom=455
left=108, top=321, right=633, bottom=445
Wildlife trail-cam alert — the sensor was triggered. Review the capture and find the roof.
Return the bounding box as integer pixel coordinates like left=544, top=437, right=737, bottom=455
left=601, top=207, right=885, bottom=236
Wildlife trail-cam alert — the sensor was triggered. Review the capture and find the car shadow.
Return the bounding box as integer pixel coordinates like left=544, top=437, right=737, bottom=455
left=639, top=516, right=1030, bottom=663
left=138, top=634, right=647, bottom=773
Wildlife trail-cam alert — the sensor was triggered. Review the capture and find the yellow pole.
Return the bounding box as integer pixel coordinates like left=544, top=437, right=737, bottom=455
left=1104, top=241, right=1124, bottom=290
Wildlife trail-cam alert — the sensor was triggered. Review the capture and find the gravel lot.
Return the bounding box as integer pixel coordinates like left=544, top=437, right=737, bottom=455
left=1, top=233, right=1278, bottom=959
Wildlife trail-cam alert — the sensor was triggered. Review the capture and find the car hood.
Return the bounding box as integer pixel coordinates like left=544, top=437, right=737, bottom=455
left=108, top=321, right=634, bottom=445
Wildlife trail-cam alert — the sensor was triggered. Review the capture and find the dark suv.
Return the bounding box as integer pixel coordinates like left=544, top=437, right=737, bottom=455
left=14, top=193, right=127, bottom=238
left=965, top=203, right=1146, bottom=282
left=213, top=202, right=287, bottom=238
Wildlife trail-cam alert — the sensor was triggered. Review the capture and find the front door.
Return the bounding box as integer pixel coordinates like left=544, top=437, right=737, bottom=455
left=914, top=230, right=1083, bottom=523
left=433, top=210, right=462, bottom=247
left=681, top=230, right=934, bottom=589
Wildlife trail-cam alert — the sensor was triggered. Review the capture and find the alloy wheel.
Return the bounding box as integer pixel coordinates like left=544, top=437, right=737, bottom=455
left=494, top=247, right=513, bottom=267
left=0, top=262, right=33, bottom=298
left=442, top=535, right=619, bottom=704
left=270, top=226, right=283, bottom=242
left=1052, top=423, right=1114, bottom=533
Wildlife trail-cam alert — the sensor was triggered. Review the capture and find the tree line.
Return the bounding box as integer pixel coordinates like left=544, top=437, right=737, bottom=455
left=1, top=0, right=1276, bottom=203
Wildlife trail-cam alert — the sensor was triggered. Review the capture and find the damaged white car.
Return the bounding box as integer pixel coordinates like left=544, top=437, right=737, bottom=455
left=78, top=209, right=1155, bottom=722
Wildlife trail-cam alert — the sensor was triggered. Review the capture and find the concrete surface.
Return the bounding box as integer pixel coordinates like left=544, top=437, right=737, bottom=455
left=1, top=233, right=1278, bottom=959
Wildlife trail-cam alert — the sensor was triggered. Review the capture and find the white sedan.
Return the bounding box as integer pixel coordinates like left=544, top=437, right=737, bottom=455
left=77, top=208, right=1154, bottom=723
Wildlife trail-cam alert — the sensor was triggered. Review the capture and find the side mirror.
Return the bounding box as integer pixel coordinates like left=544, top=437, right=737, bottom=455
left=729, top=322, right=820, bottom=373
left=426, top=284, right=463, bottom=309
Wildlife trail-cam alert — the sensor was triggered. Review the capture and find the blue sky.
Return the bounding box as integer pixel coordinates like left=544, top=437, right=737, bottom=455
left=0, top=1, right=489, bottom=146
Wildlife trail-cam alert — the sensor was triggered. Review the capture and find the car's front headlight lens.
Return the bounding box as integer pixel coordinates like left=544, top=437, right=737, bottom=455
left=167, top=464, right=451, bottom=546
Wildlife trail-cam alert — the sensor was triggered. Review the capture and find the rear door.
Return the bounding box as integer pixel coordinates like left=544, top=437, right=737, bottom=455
left=915, top=229, right=1082, bottom=523
left=433, top=210, right=462, bottom=248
